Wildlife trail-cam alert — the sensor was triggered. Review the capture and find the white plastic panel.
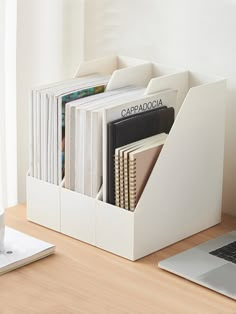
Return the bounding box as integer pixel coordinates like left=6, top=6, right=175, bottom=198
left=76, top=56, right=117, bottom=77
left=95, top=200, right=134, bottom=260
left=61, top=188, right=96, bottom=245
left=133, top=78, right=226, bottom=259
left=26, top=176, right=60, bottom=231
left=145, top=70, right=189, bottom=115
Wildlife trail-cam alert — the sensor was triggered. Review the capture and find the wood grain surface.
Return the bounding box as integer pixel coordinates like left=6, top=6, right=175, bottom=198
left=1, top=204, right=236, bottom=314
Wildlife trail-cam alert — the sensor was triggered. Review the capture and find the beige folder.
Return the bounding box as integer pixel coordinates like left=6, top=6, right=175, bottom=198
left=129, top=134, right=167, bottom=211
left=115, top=134, right=166, bottom=208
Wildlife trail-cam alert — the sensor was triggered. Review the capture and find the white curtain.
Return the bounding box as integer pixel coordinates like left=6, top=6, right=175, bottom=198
left=0, top=0, right=17, bottom=209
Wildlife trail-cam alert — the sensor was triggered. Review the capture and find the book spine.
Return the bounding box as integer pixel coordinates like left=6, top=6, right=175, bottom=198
left=124, top=157, right=129, bottom=210
left=129, top=158, right=137, bottom=211
left=107, top=124, right=116, bottom=205
left=119, top=154, right=125, bottom=208
left=115, top=153, right=120, bottom=207
left=29, top=91, right=34, bottom=177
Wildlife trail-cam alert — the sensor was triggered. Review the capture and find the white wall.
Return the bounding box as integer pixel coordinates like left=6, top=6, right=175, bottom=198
left=0, top=0, right=17, bottom=208
left=84, top=0, right=236, bottom=216
left=17, top=0, right=84, bottom=202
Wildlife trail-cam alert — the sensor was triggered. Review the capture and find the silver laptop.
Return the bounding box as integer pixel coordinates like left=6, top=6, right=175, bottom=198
left=158, top=231, right=236, bottom=300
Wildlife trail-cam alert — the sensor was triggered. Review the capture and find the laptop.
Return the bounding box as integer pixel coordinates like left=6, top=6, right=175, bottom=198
left=158, top=231, right=236, bottom=300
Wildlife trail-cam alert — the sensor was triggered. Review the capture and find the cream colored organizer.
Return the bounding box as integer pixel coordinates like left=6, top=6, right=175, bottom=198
left=27, top=56, right=226, bottom=261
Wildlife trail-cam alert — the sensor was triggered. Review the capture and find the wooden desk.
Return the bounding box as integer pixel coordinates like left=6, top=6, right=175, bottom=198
left=2, top=205, right=236, bottom=313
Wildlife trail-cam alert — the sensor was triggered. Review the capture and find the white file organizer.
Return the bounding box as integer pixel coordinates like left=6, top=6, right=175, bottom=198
left=27, top=56, right=226, bottom=261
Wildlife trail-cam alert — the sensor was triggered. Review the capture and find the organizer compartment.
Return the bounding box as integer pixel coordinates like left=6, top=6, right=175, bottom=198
left=27, top=56, right=226, bottom=261
left=132, top=77, right=226, bottom=260
left=95, top=200, right=134, bottom=260
left=60, top=188, right=96, bottom=245
left=27, top=175, right=60, bottom=231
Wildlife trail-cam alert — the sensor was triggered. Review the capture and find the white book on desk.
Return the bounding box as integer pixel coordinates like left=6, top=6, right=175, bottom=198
left=0, top=227, right=55, bottom=275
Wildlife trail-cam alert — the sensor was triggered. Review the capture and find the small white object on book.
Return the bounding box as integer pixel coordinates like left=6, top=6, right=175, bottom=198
left=0, top=227, right=55, bottom=275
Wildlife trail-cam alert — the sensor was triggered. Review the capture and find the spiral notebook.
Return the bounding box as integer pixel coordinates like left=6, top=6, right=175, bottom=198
left=128, top=134, right=167, bottom=211
left=114, top=134, right=164, bottom=208
left=0, top=227, right=55, bottom=275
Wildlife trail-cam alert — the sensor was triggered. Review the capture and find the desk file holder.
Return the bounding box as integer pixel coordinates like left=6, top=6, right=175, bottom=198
left=27, top=56, right=226, bottom=261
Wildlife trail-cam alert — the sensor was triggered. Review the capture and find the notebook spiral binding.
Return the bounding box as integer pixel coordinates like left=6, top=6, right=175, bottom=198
left=124, top=156, right=130, bottom=210
left=129, top=158, right=137, bottom=211
left=114, top=154, right=120, bottom=207
left=119, top=153, right=125, bottom=208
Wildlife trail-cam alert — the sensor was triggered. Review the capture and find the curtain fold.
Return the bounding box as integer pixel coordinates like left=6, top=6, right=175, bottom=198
left=0, top=0, right=7, bottom=209
left=17, top=0, right=83, bottom=202
left=0, top=0, right=17, bottom=209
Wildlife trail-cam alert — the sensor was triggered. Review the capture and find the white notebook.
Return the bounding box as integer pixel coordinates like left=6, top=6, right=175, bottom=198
left=0, top=227, right=55, bottom=275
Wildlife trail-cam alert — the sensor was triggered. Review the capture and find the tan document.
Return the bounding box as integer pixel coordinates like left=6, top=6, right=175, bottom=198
left=129, top=134, right=167, bottom=211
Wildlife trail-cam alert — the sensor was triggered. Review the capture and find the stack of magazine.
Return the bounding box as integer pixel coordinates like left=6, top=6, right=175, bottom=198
left=30, top=74, right=176, bottom=210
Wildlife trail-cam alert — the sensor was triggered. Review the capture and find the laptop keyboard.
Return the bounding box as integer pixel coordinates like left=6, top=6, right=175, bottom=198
left=210, top=241, right=236, bottom=264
